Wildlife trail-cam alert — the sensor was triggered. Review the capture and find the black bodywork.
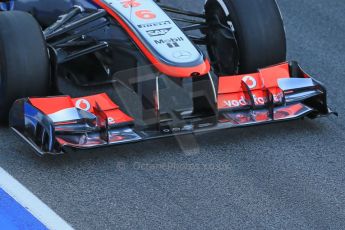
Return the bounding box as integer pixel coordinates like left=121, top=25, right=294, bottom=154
left=13, top=0, right=219, bottom=128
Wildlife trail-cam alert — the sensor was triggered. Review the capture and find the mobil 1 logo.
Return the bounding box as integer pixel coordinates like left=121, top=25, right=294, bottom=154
left=154, top=37, right=184, bottom=48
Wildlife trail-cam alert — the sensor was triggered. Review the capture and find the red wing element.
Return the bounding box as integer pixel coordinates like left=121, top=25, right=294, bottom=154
left=30, top=93, right=133, bottom=126
left=218, top=63, right=290, bottom=110
left=29, top=96, right=75, bottom=115
left=72, top=93, right=120, bottom=113
left=72, top=93, right=134, bottom=126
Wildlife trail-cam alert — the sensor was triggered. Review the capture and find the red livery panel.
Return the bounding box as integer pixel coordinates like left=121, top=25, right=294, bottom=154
left=218, top=63, right=290, bottom=110
left=30, top=93, right=133, bottom=126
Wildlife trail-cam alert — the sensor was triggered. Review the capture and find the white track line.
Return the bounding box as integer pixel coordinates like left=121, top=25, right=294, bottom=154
left=0, top=167, right=74, bottom=230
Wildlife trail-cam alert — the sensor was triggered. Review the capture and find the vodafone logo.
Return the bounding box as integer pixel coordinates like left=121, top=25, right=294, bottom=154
left=223, top=94, right=283, bottom=108
left=242, top=76, right=257, bottom=89
left=224, top=96, right=248, bottom=108
left=75, top=99, right=91, bottom=111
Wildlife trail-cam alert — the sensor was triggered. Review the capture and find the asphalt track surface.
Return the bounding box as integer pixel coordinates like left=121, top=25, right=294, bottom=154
left=1, top=0, right=345, bottom=229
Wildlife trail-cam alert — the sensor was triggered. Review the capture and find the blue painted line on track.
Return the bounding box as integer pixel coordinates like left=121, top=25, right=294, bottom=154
left=0, top=188, right=47, bottom=230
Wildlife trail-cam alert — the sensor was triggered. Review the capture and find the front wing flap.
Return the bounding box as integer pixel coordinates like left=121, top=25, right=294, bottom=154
left=217, top=62, right=334, bottom=124
left=9, top=62, right=334, bottom=155
left=10, top=93, right=141, bottom=155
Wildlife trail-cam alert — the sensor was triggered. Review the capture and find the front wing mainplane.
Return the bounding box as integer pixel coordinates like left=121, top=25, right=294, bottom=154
left=10, top=62, right=334, bottom=155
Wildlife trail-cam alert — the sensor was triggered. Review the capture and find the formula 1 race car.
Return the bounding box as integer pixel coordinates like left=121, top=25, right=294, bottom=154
left=0, top=0, right=334, bottom=155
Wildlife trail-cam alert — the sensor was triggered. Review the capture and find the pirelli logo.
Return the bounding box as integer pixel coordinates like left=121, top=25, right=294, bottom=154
left=137, top=20, right=171, bottom=29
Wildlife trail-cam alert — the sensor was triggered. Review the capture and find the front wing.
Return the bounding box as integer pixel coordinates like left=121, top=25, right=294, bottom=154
left=9, top=62, right=335, bottom=155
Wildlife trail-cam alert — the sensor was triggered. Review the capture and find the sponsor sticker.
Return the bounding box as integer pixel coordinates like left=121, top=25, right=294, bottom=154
left=154, top=37, right=184, bottom=48
left=173, top=50, right=192, bottom=59
left=137, top=20, right=172, bottom=28
left=108, top=117, right=115, bottom=124
left=75, top=99, right=91, bottom=111
left=222, top=93, right=283, bottom=108
left=146, top=27, right=172, bottom=37
left=242, top=75, right=257, bottom=89
left=120, top=0, right=141, bottom=8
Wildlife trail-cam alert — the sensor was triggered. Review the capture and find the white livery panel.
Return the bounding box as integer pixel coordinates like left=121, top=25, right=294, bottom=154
left=101, top=0, right=204, bottom=66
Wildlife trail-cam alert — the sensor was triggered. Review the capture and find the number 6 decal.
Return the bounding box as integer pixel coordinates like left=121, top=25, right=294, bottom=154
left=135, top=10, right=156, bottom=20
